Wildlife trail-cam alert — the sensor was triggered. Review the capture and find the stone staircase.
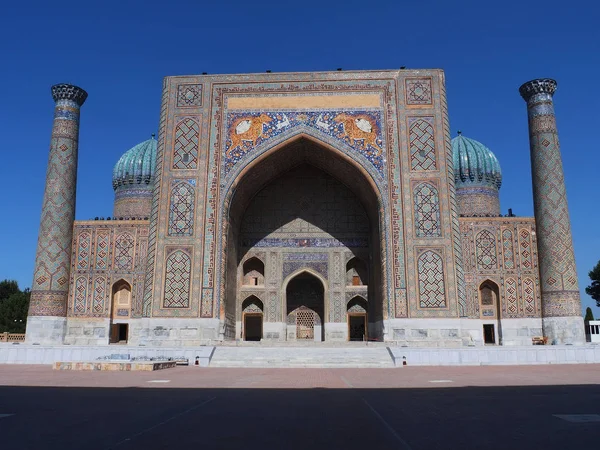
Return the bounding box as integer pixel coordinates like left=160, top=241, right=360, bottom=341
left=209, top=346, right=396, bottom=368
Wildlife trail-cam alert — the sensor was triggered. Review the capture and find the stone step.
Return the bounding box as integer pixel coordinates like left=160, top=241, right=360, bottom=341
left=209, top=346, right=396, bottom=368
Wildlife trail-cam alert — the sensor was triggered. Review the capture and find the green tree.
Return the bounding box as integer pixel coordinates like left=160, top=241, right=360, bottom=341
left=0, top=289, right=29, bottom=333
left=0, top=279, right=19, bottom=301
left=586, top=260, right=600, bottom=308
left=584, top=306, right=594, bottom=322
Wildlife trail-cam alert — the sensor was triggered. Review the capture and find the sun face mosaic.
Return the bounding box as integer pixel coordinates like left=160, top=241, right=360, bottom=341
left=223, top=110, right=386, bottom=177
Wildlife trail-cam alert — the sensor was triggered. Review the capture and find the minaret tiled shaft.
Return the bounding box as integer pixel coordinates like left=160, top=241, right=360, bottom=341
left=519, top=78, right=583, bottom=344
left=26, top=84, right=87, bottom=343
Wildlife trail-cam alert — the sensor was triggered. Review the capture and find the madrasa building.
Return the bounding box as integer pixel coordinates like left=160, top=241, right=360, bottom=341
left=25, top=69, right=585, bottom=347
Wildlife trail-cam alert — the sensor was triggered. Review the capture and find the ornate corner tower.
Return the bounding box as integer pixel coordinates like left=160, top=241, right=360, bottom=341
left=519, top=78, right=584, bottom=344
left=26, top=84, right=87, bottom=345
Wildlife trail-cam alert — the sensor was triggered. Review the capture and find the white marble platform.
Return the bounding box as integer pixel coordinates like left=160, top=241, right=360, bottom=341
left=1, top=343, right=599, bottom=367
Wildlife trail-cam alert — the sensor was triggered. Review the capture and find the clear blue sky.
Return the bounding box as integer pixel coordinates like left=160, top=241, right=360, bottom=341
left=1, top=0, right=598, bottom=314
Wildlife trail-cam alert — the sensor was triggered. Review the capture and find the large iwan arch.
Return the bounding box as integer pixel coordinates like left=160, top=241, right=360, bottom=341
left=219, top=134, right=388, bottom=341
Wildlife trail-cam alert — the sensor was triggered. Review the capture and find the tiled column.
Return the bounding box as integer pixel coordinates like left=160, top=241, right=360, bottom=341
left=26, top=84, right=88, bottom=344
left=519, top=79, right=584, bottom=344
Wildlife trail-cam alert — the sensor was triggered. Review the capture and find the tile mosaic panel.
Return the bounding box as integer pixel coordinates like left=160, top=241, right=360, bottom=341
left=417, top=250, right=446, bottom=308
left=505, top=277, right=518, bottom=315
left=224, top=111, right=385, bottom=177
left=476, top=230, right=497, bottom=270
left=405, top=78, right=433, bottom=105
left=114, top=233, right=135, bottom=272
left=408, top=117, right=436, bottom=170
left=414, top=182, right=441, bottom=237
left=501, top=229, right=515, bottom=270
left=176, top=83, right=203, bottom=107
left=168, top=180, right=196, bottom=236
left=172, top=118, right=200, bottom=169
left=76, top=232, right=91, bottom=270
left=163, top=250, right=192, bottom=308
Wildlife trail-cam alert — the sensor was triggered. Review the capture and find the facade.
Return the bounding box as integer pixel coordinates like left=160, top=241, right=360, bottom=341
left=25, top=70, right=585, bottom=347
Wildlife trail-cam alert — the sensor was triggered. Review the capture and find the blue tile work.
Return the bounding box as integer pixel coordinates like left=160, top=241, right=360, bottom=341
left=29, top=84, right=87, bottom=318
left=168, top=180, right=196, bottom=236
left=224, top=110, right=385, bottom=177
left=282, top=253, right=328, bottom=261
left=241, top=238, right=368, bottom=248
left=520, top=79, right=581, bottom=318
left=177, top=84, right=203, bottom=107
left=283, top=262, right=328, bottom=280
left=207, top=78, right=404, bottom=325
left=139, top=71, right=469, bottom=329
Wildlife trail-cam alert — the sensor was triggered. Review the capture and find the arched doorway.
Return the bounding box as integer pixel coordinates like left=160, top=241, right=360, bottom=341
left=223, top=136, right=386, bottom=341
left=110, top=279, right=131, bottom=344
left=285, top=271, right=325, bottom=341
left=347, top=296, right=368, bottom=341
left=479, top=280, right=501, bottom=345
left=242, top=295, right=263, bottom=341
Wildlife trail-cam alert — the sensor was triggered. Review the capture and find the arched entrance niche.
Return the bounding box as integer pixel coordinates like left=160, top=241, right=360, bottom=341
left=241, top=295, right=263, bottom=341
left=347, top=296, right=368, bottom=341
left=285, top=270, right=326, bottom=341
left=222, top=135, right=386, bottom=341
left=479, top=280, right=502, bottom=345
left=110, top=279, right=131, bottom=344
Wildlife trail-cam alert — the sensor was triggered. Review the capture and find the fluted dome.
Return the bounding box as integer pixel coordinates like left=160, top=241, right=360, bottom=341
left=112, top=136, right=157, bottom=190
left=451, top=133, right=502, bottom=217
left=452, top=133, right=502, bottom=189
left=112, top=136, right=157, bottom=219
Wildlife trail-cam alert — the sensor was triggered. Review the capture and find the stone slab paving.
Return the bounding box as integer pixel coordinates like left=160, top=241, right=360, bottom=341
left=0, top=365, right=599, bottom=449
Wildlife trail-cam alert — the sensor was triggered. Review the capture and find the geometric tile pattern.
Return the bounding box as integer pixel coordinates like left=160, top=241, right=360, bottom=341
left=77, top=232, right=91, bottom=270
left=29, top=89, right=86, bottom=318
left=501, top=229, right=515, bottom=269
left=417, top=250, right=446, bottom=308
left=414, top=182, right=441, bottom=237
left=521, top=82, right=581, bottom=317
left=74, top=276, right=87, bottom=314
left=519, top=229, right=533, bottom=269
left=522, top=277, right=536, bottom=314
left=114, top=233, right=135, bottom=272
left=476, top=230, right=497, bottom=270
left=92, top=276, right=106, bottom=314
left=68, top=223, right=148, bottom=319
left=409, top=117, right=436, bottom=170
left=172, top=118, right=199, bottom=169
left=177, top=84, right=203, bottom=107
left=505, top=277, right=518, bottom=315
left=95, top=232, right=110, bottom=270
left=143, top=82, right=169, bottom=318
left=168, top=181, right=195, bottom=236
left=405, top=78, right=433, bottom=105
left=163, top=250, right=192, bottom=308
left=459, top=219, right=541, bottom=320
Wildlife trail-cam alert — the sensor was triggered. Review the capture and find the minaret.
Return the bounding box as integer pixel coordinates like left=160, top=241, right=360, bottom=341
left=26, top=84, right=88, bottom=345
left=519, top=79, right=584, bottom=344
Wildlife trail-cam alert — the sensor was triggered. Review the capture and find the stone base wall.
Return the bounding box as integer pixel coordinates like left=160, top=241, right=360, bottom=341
left=64, top=318, right=110, bottom=346
left=385, top=317, right=544, bottom=347
left=129, top=318, right=222, bottom=346
left=543, top=316, right=586, bottom=345
left=25, top=316, right=67, bottom=345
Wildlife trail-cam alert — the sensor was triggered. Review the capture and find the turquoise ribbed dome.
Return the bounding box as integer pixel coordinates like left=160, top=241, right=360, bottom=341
left=112, top=136, right=157, bottom=190
left=452, top=133, right=502, bottom=190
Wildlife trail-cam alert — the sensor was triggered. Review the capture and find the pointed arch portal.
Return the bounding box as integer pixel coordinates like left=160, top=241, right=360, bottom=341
left=222, top=135, right=386, bottom=341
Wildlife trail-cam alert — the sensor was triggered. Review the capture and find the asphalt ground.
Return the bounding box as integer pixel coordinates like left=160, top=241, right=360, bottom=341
left=0, top=365, right=599, bottom=450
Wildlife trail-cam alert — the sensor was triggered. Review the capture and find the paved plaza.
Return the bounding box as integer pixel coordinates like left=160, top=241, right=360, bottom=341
left=0, top=365, right=599, bottom=449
